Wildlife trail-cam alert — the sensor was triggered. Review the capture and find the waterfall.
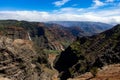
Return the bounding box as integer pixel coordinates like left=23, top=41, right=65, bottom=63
left=27, top=32, right=32, bottom=41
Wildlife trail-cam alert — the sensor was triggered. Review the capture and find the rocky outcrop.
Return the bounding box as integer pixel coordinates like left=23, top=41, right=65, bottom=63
left=0, top=36, right=58, bottom=80
left=0, top=26, right=29, bottom=40
left=68, top=64, right=120, bottom=80
left=54, top=24, right=120, bottom=80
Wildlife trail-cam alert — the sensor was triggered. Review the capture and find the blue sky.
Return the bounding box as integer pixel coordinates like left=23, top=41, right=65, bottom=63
left=0, top=0, right=120, bottom=24
left=0, top=0, right=93, bottom=11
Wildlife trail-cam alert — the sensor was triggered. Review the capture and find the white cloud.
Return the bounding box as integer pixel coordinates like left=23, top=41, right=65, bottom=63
left=72, top=4, right=78, bottom=7
left=0, top=7, right=120, bottom=24
left=106, top=0, right=114, bottom=2
left=91, top=0, right=105, bottom=8
left=53, top=7, right=83, bottom=14
left=53, top=0, right=70, bottom=7
left=0, top=11, right=51, bottom=21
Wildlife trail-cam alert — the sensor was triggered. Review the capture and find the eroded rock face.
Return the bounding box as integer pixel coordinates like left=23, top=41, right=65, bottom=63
left=0, top=36, right=58, bottom=80
left=0, top=26, right=29, bottom=40
left=0, top=36, right=36, bottom=80
left=0, top=20, right=75, bottom=52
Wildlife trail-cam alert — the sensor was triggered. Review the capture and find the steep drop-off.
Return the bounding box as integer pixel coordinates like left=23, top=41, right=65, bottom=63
left=54, top=24, right=120, bottom=80
left=0, top=36, right=58, bottom=80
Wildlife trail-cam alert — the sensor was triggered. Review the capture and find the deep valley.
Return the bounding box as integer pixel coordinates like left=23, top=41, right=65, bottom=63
left=0, top=20, right=120, bottom=80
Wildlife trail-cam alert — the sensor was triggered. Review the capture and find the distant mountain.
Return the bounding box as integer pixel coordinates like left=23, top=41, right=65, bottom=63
left=46, top=23, right=86, bottom=37
left=54, top=24, right=120, bottom=80
left=49, top=21, right=113, bottom=36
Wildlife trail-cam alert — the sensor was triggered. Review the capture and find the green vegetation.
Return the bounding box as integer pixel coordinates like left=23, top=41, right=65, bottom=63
left=90, top=67, right=98, bottom=77
left=43, top=49, right=60, bottom=54
left=0, top=25, right=5, bottom=31
left=61, top=40, right=71, bottom=48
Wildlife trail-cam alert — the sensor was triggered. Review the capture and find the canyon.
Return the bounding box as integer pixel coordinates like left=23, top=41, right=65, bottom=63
left=0, top=20, right=119, bottom=80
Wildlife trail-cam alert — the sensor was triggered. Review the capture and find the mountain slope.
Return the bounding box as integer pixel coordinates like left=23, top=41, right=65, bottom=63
left=49, top=21, right=113, bottom=36
left=0, top=36, right=57, bottom=80
left=54, top=24, right=120, bottom=80
left=0, top=20, right=75, bottom=52
left=68, top=64, right=120, bottom=80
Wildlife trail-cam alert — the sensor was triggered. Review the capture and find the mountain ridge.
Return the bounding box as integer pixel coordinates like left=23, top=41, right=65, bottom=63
left=49, top=21, right=113, bottom=36
left=54, top=24, right=120, bottom=80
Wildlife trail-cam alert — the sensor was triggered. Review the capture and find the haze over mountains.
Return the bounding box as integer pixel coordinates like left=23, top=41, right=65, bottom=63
left=49, top=21, right=113, bottom=36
